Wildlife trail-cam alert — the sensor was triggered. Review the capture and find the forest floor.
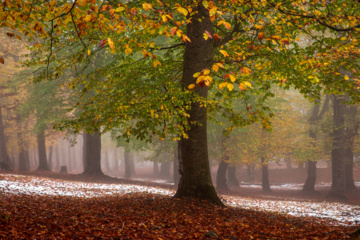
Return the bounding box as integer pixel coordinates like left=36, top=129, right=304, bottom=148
left=0, top=170, right=360, bottom=239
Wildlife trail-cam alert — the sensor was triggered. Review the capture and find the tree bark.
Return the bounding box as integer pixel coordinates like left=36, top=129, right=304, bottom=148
left=153, top=161, right=159, bottom=176
left=16, top=114, right=29, bottom=171
left=124, top=150, right=132, bottom=179
left=82, top=131, right=103, bottom=175
left=261, top=157, right=271, bottom=192
left=328, top=95, right=347, bottom=199
left=173, top=142, right=180, bottom=185
left=246, top=164, right=255, bottom=183
left=303, top=161, right=317, bottom=192
left=48, top=146, right=53, bottom=171
left=227, top=165, right=240, bottom=187
left=303, top=95, right=329, bottom=192
left=160, top=162, right=171, bottom=179
left=36, top=128, right=49, bottom=171
left=344, top=105, right=358, bottom=190
left=174, top=4, right=222, bottom=205
left=216, top=160, right=229, bottom=191
left=0, top=107, right=10, bottom=166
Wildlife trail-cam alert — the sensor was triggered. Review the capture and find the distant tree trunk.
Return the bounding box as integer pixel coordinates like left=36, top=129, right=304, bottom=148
left=153, top=162, right=159, bottom=175
left=82, top=131, right=103, bottom=176
left=261, top=157, right=271, bottom=192
left=54, top=144, right=60, bottom=172
left=227, top=165, right=239, bottom=187
left=286, top=159, right=292, bottom=169
left=103, top=151, right=110, bottom=173
left=0, top=107, right=10, bottom=166
left=173, top=144, right=180, bottom=185
left=328, top=95, right=347, bottom=199
left=17, top=114, right=29, bottom=171
left=36, top=128, right=49, bottom=171
left=216, top=160, right=229, bottom=191
left=160, top=162, right=171, bottom=179
left=113, top=149, right=119, bottom=173
left=67, top=143, right=72, bottom=173
left=344, top=105, right=358, bottom=190
left=303, top=161, right=317, bottom=192
left=246, top=164, right=255, bottom=183
left=48, top=146, right=53, bottom=171
left=124, top=150, right=132, bottom=179
left=216, top=135, right=230, bottom=191
left=303, top=95, right=329, bottom=192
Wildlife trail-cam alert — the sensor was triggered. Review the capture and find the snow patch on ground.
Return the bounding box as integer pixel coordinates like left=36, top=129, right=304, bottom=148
left=0, top=173, right=359, bottom=226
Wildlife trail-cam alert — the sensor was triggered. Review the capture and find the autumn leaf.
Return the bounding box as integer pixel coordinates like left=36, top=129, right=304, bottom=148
left=98, top=39, right=107, bottom=48
left=344, top=75, right=350, bottom=81
left=84, top=15, right=92, bottom=22
left=219, top=50, right=229, bottom=57
left=241, top=67, right=252, bottom=74
left=227, top=83, right=234, bottom=91
left=219, top=82, right=228, bottom=90
left=188, top=84, right=195, bottom=90
left=229, top=74, right=236, bottom=82
left=177, top=6, right=188, bottom=16
left=205, top=30, right=213, bottom=39
left=153, top=60, right=161, bottom=67
left=115, top=6, right=125, bottom=12
left=258, top=32, right=265, bottom=41
left=239, top=83, right=246, bottom=91
left=142, top=3, right=152, bottom=11
left=0, top=57, right=4, bottom=64
left=108, top=38, right=115, bottom=53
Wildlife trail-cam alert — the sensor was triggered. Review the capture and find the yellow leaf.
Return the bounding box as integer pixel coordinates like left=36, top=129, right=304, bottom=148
left=216, top=62, right=224, bottom=68
left=243, top=81, right=252, bottom=88
left=344, top=75, right=349, bottom=80
left=125, top=48, right=132, bottom=55
left=203, top=33, right=209, bottom=40
left=153, top=60, right=161, bottom=67
left=229, top=74, right=236, bottom=82
left=78, top=0, right=88, bottom=7
left=227, top=83, right=234, bottom=91
left=87, top=49, right=91, bottom=56
left=223, top=21, right=231, bottom=30
left=188, top=84, right=196, bottom=90
left=239, top=83, right=246, bottom=91
left=116, top=6, right=125, bottom=12
left=142, top=3, right=152, bottom=11
left=162, top=15, right=168, bottom=22
left=219, top=50, right=229, bottom=57
left=84, top=15, right=92, bottom=22
left=177, top=7, right=188, bottom=16
left=193, top=72, right=201, bottom=78
left=212, top=64, right=219, bottom=72
left=254, top=24, right=263, bottom=29
left=219, top=82, right=228, bottom=90
left=203, top=69, right=210, bottom=75
left=196, top=75, right=205, bottom=84
left=108, top=38, right=115, bottom=50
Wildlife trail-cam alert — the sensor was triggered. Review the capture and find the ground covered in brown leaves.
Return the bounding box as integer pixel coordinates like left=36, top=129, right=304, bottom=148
left=0, top=171, right=359, bottom=239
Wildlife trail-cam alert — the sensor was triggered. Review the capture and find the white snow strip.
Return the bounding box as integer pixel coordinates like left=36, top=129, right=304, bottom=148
left=0, top=174, right=359, bottom=226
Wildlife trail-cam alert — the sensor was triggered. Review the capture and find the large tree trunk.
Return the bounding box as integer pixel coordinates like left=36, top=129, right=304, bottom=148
left=82, top=131, right=103, bottom=175
left=0, top=107, right=10, bottom=166
left=227, top=165, right=239, bottom=187
left=124, top=150, right=132, bottom=179
left=216, top=160, right=229, bottom=191
left=174, top=4, right=221, bottom=205
left=36, top=128, right=49, bottom=171
left=261, top=157, right=271, bottom=192
left=328, top=95, right=347, bottom=199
